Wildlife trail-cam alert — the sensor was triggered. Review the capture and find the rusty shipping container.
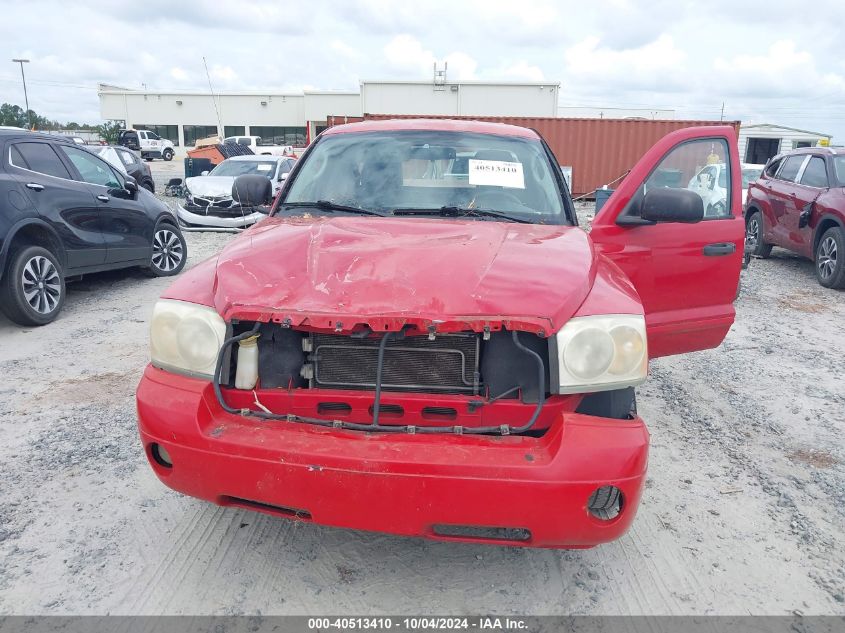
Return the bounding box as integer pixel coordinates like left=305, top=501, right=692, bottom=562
left=325, top=114, right=741, bottom=196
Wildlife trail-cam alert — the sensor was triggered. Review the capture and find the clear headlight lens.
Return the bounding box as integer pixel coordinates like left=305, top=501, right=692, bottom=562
left=150, top=299, right=226, bottom=378
left=553, top=315, right=647, bottom=394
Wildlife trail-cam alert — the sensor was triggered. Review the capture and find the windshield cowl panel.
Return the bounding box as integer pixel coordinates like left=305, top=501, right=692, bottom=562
left=281, top=130, right=570, bottom=225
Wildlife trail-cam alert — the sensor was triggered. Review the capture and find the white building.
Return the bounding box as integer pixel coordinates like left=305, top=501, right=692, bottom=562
left=739, top=123, right=833, bottom=164
left=360, top=80, right=559, bottom=117
left=98, top=83, right=361, bottom=147
left=97, top=80, right=560, bottom=148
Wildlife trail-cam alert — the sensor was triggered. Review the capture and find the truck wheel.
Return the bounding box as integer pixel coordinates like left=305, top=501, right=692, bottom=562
left=746, top=211, right=772, bottom=258
left=815, top=226, right=845, bottom=289
left=143, top=181, right=155, bottom=193
left=145, top=224, right=186, bottom=277
left=0, top=245, right=66, bottom=326
left=163, top=148, right=174, bottom=161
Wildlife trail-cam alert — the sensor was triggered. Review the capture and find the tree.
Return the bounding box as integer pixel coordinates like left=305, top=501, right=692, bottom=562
left=0, top=103, right=27, bottom=128
left=97, top=120, right=123, bottom=144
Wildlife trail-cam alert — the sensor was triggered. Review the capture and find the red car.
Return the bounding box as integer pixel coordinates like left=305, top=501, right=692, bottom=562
left=136, top=120, right=744, bottom=548
left=745, top=147, right=845, bottom=288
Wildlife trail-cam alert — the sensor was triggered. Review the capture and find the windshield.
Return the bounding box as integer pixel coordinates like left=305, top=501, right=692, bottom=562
left=742, top=167, right=762, bottom=188
left=282, top=130, right=568, bottom=223
left=209, top=160, right=277, bottom=178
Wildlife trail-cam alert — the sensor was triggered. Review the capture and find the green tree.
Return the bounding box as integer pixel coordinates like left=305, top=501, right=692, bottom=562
left=0, top=103, right=27, bottom=128
left=97, top=120, right=123, bottom=144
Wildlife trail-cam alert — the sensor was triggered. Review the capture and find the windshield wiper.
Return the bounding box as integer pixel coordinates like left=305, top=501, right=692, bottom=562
left=391, top=206, right=531, bottom=224
left=282, top=201, right=385, bottom=216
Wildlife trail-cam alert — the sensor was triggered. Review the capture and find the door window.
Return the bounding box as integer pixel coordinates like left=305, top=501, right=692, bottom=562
left=799, top=157, right=828, bottom=188
left=631, top=138, right=731, bottom=218
left=776, top=155, right=805, bottom=182
left=59, top=146, right=122, bottom=188
left=10, top=142, right=72, bottom=179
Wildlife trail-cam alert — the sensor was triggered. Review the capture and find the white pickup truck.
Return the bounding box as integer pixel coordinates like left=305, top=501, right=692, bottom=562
left=118, top=129, right=175, bottom=162
left=223, top=135, right=294, bottom=157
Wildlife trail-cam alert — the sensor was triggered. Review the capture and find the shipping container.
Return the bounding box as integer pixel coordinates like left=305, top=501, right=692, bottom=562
left=325, top=114, right=741, bottom=196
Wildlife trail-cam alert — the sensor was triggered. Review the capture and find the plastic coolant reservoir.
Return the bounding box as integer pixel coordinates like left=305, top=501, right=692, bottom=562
left=235, top=335, right=259, bottom=390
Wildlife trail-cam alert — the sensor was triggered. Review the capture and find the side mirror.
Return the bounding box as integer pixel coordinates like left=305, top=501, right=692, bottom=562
left=233, top=174, right=273, bottom=207
left=200, top=170, right=209, bottom=176
left=124, top=176, right=138, bottom=195
left=278, top=172, right=289, bottom=182
left=640, top=187, right=704, bottom=223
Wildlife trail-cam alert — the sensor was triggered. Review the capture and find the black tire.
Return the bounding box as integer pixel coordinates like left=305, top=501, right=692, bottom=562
left=143, top=181, right=155, bottom=194
left=145, top=156, right=153, bottom=162
left=746, top=211, right=772, bottom=258
left=0, top=245, right=66, bottom=326
left=144, top=223, right=187, bottom=277
left=163, top=148, right=174, bottom=162
left=587, top=486, right=623, bottom=521
left=815, top=226, right=845, bottom=289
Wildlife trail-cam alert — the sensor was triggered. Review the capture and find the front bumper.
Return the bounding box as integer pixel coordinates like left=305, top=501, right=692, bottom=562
left=136, top=366, right=649, bottom=548
left=176, top=204, right=266, bottom=229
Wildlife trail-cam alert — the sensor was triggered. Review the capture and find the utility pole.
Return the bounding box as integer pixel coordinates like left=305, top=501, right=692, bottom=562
left=11, top=58, right=31, bottom=129
left=720, top=101, right=725, bottom=122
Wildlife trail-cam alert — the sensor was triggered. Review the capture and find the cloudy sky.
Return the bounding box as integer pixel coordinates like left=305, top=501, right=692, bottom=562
left=3, top=0, right=845, bottom=138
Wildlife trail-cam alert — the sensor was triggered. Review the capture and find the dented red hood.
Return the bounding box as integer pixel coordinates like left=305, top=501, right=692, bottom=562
left=212, top=216, right=599, bottom=333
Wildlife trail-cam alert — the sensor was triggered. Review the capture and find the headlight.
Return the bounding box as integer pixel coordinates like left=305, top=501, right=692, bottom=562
left=150, top=299, right=227, bottom=378
left=551, top=315, right=647, bottom=394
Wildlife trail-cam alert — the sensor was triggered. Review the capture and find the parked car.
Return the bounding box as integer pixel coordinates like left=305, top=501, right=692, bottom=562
left=0, top=130, right=187, bottom=326
left=137, top=120, right=744, bottom=548
left=223, top=135, right=294, bottom=157
left=177, top=155, right=295, bottom=229
left=88, top=145, right=156, bottom=193
left=688, top=162, right=764, bottom=215
left=118, top=129, right=175, bottom=162
left=745, top=147, right=845, bottom=288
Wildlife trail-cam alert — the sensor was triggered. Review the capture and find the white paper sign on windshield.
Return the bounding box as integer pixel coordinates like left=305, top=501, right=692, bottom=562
left=467, top=159, right=525, bottom=189
left=256, top=164, right=273, bottom=171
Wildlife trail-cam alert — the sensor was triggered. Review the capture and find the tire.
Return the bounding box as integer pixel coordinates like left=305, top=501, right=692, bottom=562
left=0, top=245, right=66, bottom=326
left=815, top=226, right=845, bottom=289
left=163, top=148, right=174, bottom=162
left=143, top=181, right=155, bottom=194
left=145, top=157, right=153, bottom=162
left=145, top=224, right=187, bottom=277
left=745, top=211, right=772, bottom=258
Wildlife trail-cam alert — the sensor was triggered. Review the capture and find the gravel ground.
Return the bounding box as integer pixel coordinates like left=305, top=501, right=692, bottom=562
left=0, top=164, right=843, bottom=615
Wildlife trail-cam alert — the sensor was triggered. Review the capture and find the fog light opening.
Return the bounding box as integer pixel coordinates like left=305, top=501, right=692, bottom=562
left=587, top=485, right=623, bottom=521
left=150, top=443, right=173, bottom=469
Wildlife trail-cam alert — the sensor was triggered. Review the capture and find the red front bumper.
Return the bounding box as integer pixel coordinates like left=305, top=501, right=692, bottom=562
left=136, top=366, right=649, bottom=548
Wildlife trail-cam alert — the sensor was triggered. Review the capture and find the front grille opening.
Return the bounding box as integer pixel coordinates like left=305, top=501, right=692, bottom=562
left=421, top=406, right=458, bottom=421
left=368, top=404, right=404, bottom=418
left=317, top=402, right=352, bottom=416
left=221, top=496, right=312, bottom=521
left=433, top=524, right=531, bottom=542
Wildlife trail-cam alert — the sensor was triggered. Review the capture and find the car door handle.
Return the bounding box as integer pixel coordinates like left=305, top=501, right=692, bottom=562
left=703, top=242, right=736, bottom=256
left=25, top=183, right=45, bottom=191
left=96, top=194, right=110, bottom=202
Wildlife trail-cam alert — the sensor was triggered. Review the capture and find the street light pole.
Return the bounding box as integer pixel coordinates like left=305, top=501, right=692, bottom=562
left=11, top=59, right=31, bottom=129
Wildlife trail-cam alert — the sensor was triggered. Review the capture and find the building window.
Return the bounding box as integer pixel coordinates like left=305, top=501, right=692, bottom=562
left=794, top=140, right=813, bottom=149
left=183, top=125, right=218, bottom=147
left=136, top=124, right=179, bottom=146
left=224, top=126, right=245, bottom=138
left=250, top=126, right=307, bottom=146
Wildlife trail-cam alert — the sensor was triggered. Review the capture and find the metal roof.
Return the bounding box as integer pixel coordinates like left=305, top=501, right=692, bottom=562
left=741, top=123, right=832, bottom=137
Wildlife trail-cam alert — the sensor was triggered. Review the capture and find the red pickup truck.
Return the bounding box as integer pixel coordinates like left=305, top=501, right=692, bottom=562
left=136, top=120, right=744, bottom=548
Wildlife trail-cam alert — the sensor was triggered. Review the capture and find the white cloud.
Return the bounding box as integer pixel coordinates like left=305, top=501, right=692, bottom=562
left=3, top=0, right=845, bottom=139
